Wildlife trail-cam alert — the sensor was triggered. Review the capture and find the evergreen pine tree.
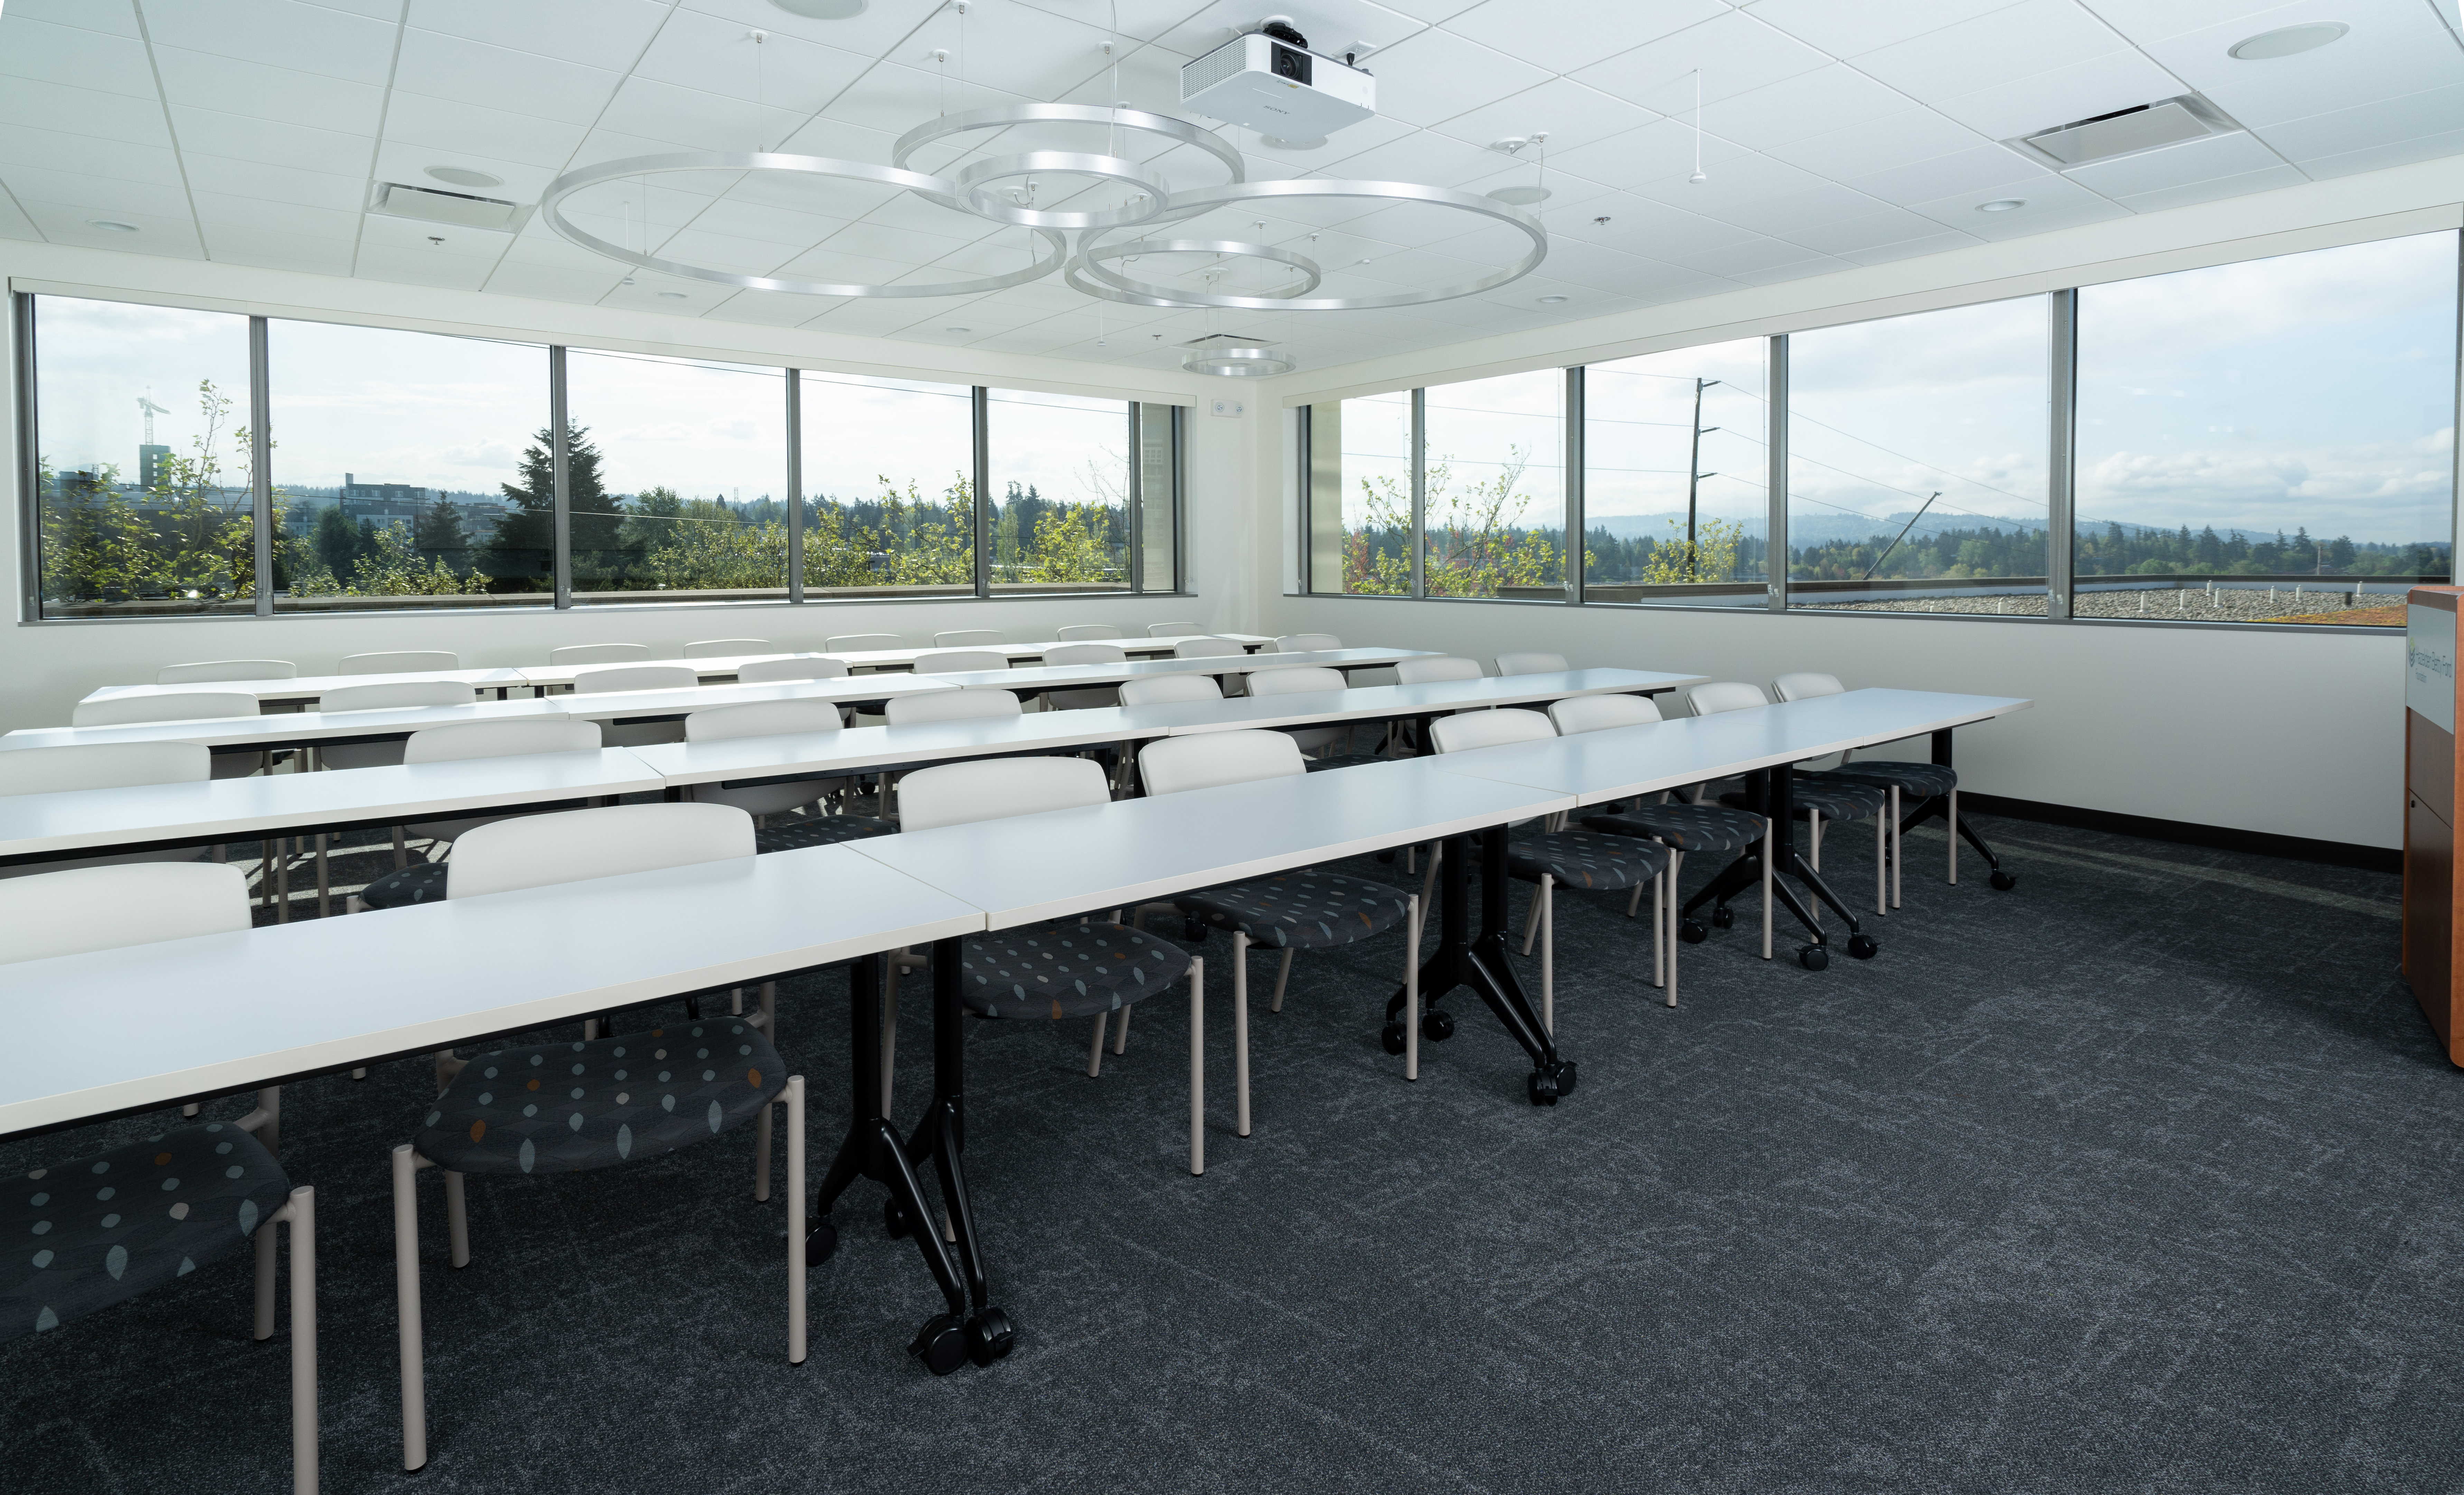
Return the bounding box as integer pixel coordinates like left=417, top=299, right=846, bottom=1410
left=414, top=498, right=471, bottom=567
left=483, top=425, right=608, bottom=590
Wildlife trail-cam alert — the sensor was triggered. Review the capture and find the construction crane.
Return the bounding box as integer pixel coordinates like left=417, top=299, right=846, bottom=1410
left=137, top=392, right=170, bottom=444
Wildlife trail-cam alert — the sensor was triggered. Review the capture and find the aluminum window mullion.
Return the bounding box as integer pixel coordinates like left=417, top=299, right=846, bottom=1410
left=971, top=386, right=991, bottom=599
left=1565, top=366, right=1584, bottom=604
left=1127, top=402, right=1143, bottom=594
left=15, top=294, right=40, bottom=621
left=2048, top=289, right=2077, bottom=623
left=1171, top=403, right=1186, bottom=595
left=785, top=368, right=804, bottom=605
left=1767, top=334, right=1788, bottom=612
left=550, top=346, right=571, bottom=609
left=248, top=316, right=272, bottom=617
left=1409, top=387, right=1426, bottom=599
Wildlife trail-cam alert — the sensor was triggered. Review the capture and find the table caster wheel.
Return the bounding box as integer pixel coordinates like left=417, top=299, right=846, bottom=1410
left=1799, top=944, right=1829, bottom=971
left=1421, top=1007, right=1455, bottom=1042
left=966, top=1307, right=1016, bottom=1366
left=1710, top=904, right=1736, bottom=929
left=805, top=1218, right=839, bottom=1266
left=1989, top=870, right=2016, bottom=891
left=1375, top=848, right=1396, bottom=864
left=884, top=1196, right=911, bottom=1239
left=1181, top=916, right=1208, bottom=943
left=909, top=1313, right=967, bottom=1376
left=1526, top=1069, right=1560, bottom=1106
left=1847, top=933, right=1879, bottom=960
left=1679, top=919, right=1708, bottom=945
left=1380, top=1021, right=1407, bottom=1055
left=1552, top=1060, right=1577, bottom=1096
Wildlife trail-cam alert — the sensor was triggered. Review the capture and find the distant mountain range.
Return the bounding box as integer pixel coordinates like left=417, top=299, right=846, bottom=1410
left=1583, top=511, right=2037, bottom=546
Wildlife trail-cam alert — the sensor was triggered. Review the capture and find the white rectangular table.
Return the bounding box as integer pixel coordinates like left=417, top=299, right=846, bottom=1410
left=1107, top=668, right=1709, bottom=737
left=513, top=633, right=1285, bottom=690
left=547, top=675, right=955, bottom=726
left=79, top=667, right=532, bottom=711
left=930, top=646, right=1442, bottom=697
left=2, top=695, right=580, bottom=754
left=628, top=708, right=1171, bottom=790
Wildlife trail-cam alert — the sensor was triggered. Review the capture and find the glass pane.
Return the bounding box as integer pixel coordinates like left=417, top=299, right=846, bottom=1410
left=2076, top=232, right=2457, bottom=624
left=1421, top=370, right=1566, bottom=600
left=1308, top=391, right=1413, bottom=595
left=563, top=350, right=788, bottom=605
left=268, top=321, right=548, bottom=613
left=1583, top=339, right=1769, bottom=606
left=986, top=389, right=1130, bottom=595
left=32, top=296, right=255, bottom=618
left=800, top=369, right=975, bottom=600
left=1136, top=402, right=1177, bottom=593
left=1787, top=297, right=2049, bottom=617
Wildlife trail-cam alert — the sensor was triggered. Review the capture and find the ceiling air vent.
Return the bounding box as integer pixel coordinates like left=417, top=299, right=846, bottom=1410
left=370, top=182, right=534, bottom=232
left=2004, top=94, right=2242, bottom=170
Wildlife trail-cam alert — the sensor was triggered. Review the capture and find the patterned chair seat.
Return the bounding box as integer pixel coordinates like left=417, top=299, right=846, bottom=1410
left=1721, top=772, right=1889, bottom=822
left=960, top=923, right=1190, bottom=1020
left=358, top=860, right=448, bottom=909
left=1, top=1123, right=290, bottom=1341
left=416, top=1020, right=784, bottom=1176
left=754, top=815, right=896, bottom=853
left=1175, top=870, right=1412, bottom=951
left=1503, top=830, right=1670, bottom=891
left=1828, top=760, right=1957, bottom=800
left=1581, top=802, right=1769, bottom=855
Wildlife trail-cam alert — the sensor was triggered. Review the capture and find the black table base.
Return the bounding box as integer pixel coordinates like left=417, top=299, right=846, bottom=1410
left=1383, top=825, right=1577, bottom=1106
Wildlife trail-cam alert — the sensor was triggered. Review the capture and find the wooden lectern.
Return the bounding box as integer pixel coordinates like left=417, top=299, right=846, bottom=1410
left=2406, top=585, right=2463, bottom=1065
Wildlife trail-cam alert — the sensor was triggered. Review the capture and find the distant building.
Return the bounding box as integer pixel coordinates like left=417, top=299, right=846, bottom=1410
left=338, top=472, right=428, bottom=524
left=138, top=444, right=170, bottom=489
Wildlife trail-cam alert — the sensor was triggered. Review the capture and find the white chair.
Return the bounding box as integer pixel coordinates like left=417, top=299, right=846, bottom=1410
left=684, top=639, right=770, bottom=658
left=388, top=802, right=803, bottom=1474
left=736, top=656, right=851, bottom=684
left=0, top=742, right=216, bottom=879
left=910, top=648, right=1009, bottom=675
left=548, top=644, right=649, bottom=666
left=1687, top=680, right=1768, bottom=717
left=1134, top=731, right=1419, bottom=1093
left=885, top=687, right=1022, bottom=726
left=315, top=682, right=477, bottom=770
left=1427, top=709, right=1669, bottom=1031
left=0, top=862, right=318, bottom=1494
left=895, top=757, right=1211, bottom=1172
left=1273, top=633, right=1342, bottom=654
left=350, top=719, right=607, bottom=912
left=682, top=700, right=853, bottom=824
left=1147, top=622, right=1203, bottom=637
left=1495, top=651, right=1568, bottom=675
left=73, top=690, right=270, bottom=781
left=572, top=663, right=701, bottom=748
left=1770, top=671, right=1957, bottom=906
left=1172, top=637, right=1246, bottom=659
left=1055, top=624, right=1123, bottom=641
left=1394, top=656, right=1483, bottom=685
left=1118, top=674, right=1222, bottom=707
left=1041, top=642, right=1126, bottom=711
left=158, top=659, right=296, bottom=684
left=934, top=629, right=1006, bottom=647
left=1244, top=665, right=1351, bottom=758
left=825, top=633, right=902, bottom=652
left=1547, top=694, right=1659, bottom=736
left=339, top=650, right=459, bottom=675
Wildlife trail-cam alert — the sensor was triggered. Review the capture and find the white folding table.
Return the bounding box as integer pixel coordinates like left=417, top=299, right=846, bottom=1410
left=546, top=675, right=956, bottom=727
left=929, top=646, right=1443, bottom=699
left=628, top=708, right=1174, bottom=794
left=2, top=695, right=580, bottom=754
left=80, top=666, right=532, bottom=711
left=511, top=634, right=1284, bottom=691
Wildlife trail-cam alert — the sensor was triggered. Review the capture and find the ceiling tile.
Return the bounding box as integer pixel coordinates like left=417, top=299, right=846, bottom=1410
left=393, top=28, right=626, bottom=128
left=142, top=0, right=402, bottom=85
left=371, top=141, right=558, bottom=202
left=482, top=259, right=629, bottom=303
left=1715, top=182, right=1895, bottom=236
left=593, top=272, right=741, bottom=312
left=1930, top=47, right=2189, bottom=140
left=598, top=75, right=841, bottom=155
left=1652, top=232, right=1831, bottom=275
left=1838, top=228, right=1980, bottom=263
left=2144, top=1, right=2464, bottom=130
left=0, top=15, right=157, bottom=99
left=1903, top=175, right=2128, bottom=235
left=206, top=238, right=360, bottom=276
left=1696, top=64, right=1925, bottom=151
left=1237, top=113, right=1421, bottom=171
left=1725, top=254, right=1852, bottom=284
left=631, top=7, right=873, bottom=122
left=2072, top=0, right=2314, bottom=46
left=2257, top=80, right=2464, bottom=162
left=903, top=0, right=1121, bottom=104
left=1628, top=148, right=1829, bottom=213
left=1854, top=0, right=2132, bottom=103
left=1543, top=118, right=1754, bottom=191
left=1439, top=0, right=1726, bottom=75
left=2294, top=126, right=2464, bottom=179
left=1768, top=110, right=1992, bottom=181
left=384, top=90, right=592, bottom=169
left=822, top=61, right=1036, bottom=137
left=1552, top=191, right=1763, bottom=258
left=193, top=193, right=363, bottom=243
left=170, top=107, right=367, bottom=174
left=1450, top=164, right=1621, bottom=218
left=695, top=288, right=833, bottom=326
left=404, top=0, right=674, bottom=73
left=1568, top=9, right=1833, bottom=117
left=2, top=80, right=173, bottom=148
left=1743, top=0, right=2025, bottom=57
left=1781, top=205, right=1956, bottom=253
left=2058, top=125, right=2287, bottom=194
left=0, top=188, right=44, bottom=241
left=646, top=226, right=799, bottom=275
left=357, top=210, right=510, bottom=260
left=1349, top=28, right=1554, bottom=127
left=680, top=195, right=853, bottom=248
left=2108, top=159, right=2307, bottom=211
left=1840, top=142, right=2052, bottom=207
left=150, top=46, right=387, bottom=134
left=1427, top=78, right=1664, bottom=157
left=15, top=199, right=205, bottom=256
left=0, top=166, right=191, bottom=218
left=683, top=0, right=956, bottom=62
left=181, top=154, right=369, bottom=213
left=354, top=243, right=498, bottom=291
left=1322, top=131, right=1520, bottom=186
left=0, top=127, right=182, bottom=187
left=1002, top=0, right=1212, bottom=44
left=3, top=0, right=142, bottom=37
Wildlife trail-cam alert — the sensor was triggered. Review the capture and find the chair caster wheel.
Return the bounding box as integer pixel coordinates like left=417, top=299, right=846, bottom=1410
left=1709, top=904, right=1735, bottom=929
left=1679, top=920, right=1708, bottom=945
left=909, top=1313, right=968, bottom=1376
left=1380, top=1021, right=1407, bottom=1055
left=884, top=1196, right=911, bottom=1239
left=1552, top=1060, right=1577, bottom=1096
left=1375, top=848, right=1396, bottom=864
left=1989, top=870, right=2016, bottom=891
left=1421, top=1008, right=1455, bottom=1042
left=1847, top=933, right=1879, bottom=960
left=805, top=1219, right=838, bottom=1266
left=1181, top=916, right=1207, bottom=943
left=1799, top=945, right=1829, bottom=971
left=965, top=1307, right=1016, bottom=1366
left=1526, top=1069, right=1560, bottom=1106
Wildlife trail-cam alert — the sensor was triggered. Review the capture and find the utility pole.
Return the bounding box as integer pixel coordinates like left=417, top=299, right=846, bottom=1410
left=1685, top=378, right=1720, bottom=579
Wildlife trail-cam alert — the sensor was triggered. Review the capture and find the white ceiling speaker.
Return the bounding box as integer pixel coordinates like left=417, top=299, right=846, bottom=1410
left=425, top=165, right=504, bottom=190
left=1181, top=333, right=1293, bottom=377
left=2229, top=22, right=2348, bottom=58
left=769, top=0, right=866, bottom=17
left=2004, top=94, right=2243, bottom=169
left=1975, top=198, right=2026, bottom=213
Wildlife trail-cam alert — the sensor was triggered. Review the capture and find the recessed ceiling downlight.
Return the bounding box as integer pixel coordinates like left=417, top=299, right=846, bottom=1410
left=2229, top=22, right=2348, bottom=59
left=944, top=326, right=971, bottom=333
left=656, top=290, right=688, bottom=299
left=1976, top=198, right=2026, bottom=213
left=769, top=0, right=866, bottom=17
left=87, top=219, right=139, bottom=232
left=1537, top=294, right=1568, bottom=304
left=1488, top=185, right=1551, bottom=206
left=425, top=165, right=504, bottom=190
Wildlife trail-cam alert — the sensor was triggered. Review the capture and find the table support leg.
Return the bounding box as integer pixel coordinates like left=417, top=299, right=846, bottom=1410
left=1889, top=729, right=2016, bottom=890
left=1679, top=768, right=1882, bottom=968
left=1383, top=827, right=1576, bottom=1105
left=897, top=938, right=1014, bottom=1369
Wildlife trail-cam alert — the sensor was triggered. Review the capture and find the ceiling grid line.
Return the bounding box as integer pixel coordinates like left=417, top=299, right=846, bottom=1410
left=126, top=0, right=209, bottom=262
left=347, top=0, right=415, bottom=280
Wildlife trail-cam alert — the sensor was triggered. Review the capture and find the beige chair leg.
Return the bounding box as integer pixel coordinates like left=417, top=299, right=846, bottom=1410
left=278, top=1185, right=317, bottom=1495
left=1187, top=956, right=1206, bottom=1176
left=391, top=1145, right=428, bottom=1472
left=1665, top=850, right=1681, bottom=1008
left=786, top=1075, right=807, bottom=1365
left=1539, top=874, right=1554, bottom=1037
left=1892, top=788, right=1904, bottom=909
left=1113, top=1004, right=1132, bottom=1054
left=443, top=1170, right=469, bottom=1269
left=1404, top=894, right=1422, bottom=1082
left=1417, top=843, right=1441, bottom=911
left=1268, top=947, right=1294, bottom=1013
left=1087, top=1013, right=1108, bottom=1077
left=237, top=1085, right=282, bottom=1154
left=1231, top=936, right=1250, bottom=1139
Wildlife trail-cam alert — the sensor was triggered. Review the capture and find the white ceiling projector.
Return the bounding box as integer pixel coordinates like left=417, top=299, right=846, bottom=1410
left=1181, top=19, right=1375, bottom=140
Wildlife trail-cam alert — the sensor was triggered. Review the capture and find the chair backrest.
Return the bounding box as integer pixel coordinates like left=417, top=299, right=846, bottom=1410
left=339, top=650, right=460, bottom=675
left=572, top=663, right=701, bottom=694
left=1147, top=621, right=1203, bottom=637
left=885, top=687, right=1023, bottom=726
left=322, top=680, right=475, bottom=713
left=825, top=633, right=902, bottom=652
left=1245, top=666, right=1347, bottom=698
left=934, top=629, right=1006, bottom=647
left=0, top=741, right=210, bottom=795
left=685, top=698, right=845, bottom=742
left=0, top=862, right=251, bottom=964
left=1042, top=642, right=1127, bottom=667
left=1274, top=632, right=1342, bottom=653
left=1431, top=708, right=1555, bottom=754
left=549, top=644, right=650, bottom=666
left=1055, top=624, right=1123, bottom=641
left=1548, top=694, right=1662, bottom=735
left=1173, top=636, right=1245, bottom=659
left=1138, top=731, right=1306, bottom=796
left=403, top=718, right=603, bottom=764
left=156, top=659, right=296, bottom=684
left=1771, top=672, right=1846, bottom=703
left=73, top=690, right=261, bottom=727
left=1495, top=651, right=1568, bottom=676
left=449, top=802, right=753, bottom=900
left=684, top=638, right=770, bottom=658
left=897, top=756, right=1110, bottom=832
left=735, top=655, right=851, bottom=684
left=1395, top=656, right=1483, bottom=685
left=1118, top=674, right=1222, bottom=707
left=910, top=648, right=1010, bottom=675
left=1688, top=681, right=1769, bottom=717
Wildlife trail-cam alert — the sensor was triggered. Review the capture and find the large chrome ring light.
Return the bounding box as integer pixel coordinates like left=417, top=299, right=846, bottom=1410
left=540, top=151, right=1067, bottom=298
left=1062, top=236, right=1325, bottom=304
left=954, top=150, right=1173, bottom=231
left=891, top=103, right=1244, bottom=196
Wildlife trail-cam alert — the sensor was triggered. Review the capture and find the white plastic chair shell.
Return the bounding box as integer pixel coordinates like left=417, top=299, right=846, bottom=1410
left=934, top=630, right=1006, bottom=647
left=825, top=634, right=902, bottom=652
left=1688, top=681, right=1769, bottom=717
left=0, top=861, right=250, bottom=964
left=1138, top=731, right=1305, bottom=796
left=403, top=718, right=602, bottom=765
left=1549, top=694, right=1662, bottom=735
left=73, top=690, right=261, bottom=727
left=736, top=656, right=851, bottom=684
left=1172, top=637, right=1246, bottom=659
left=1118, top=675, right=1222, bottom=707
left=686, top=699, right=845, bottom=742
left=323, top=681, right=475, bottom=713
left=0, top=741, right=209, bottom=794
left=896, top=756, right=1109, bottom=833
left=1394, top=657, right=1483, bottom=686
left=339, top=650, right=460, bottom=675
left=1042, top=643, right=1128, bottom=666
left=684, top=639, right=771, bottom=658
left=1772, top=672, right=1846, bottom=702
left=1245, top=666, right=1347, bottom=697
left=447, top=802, right=754, bottom=900
left=1495, top=651, right=1568, bottom=676
left=1055, top=624, right=1123, bottom=641
left=1147, top=622, right=1203, bottom=637
left=547, top=644, right=650, bottom=666
left=1274, top=633, right=1342, bottom=654
left=571, top=663, right=701, bottom=694
left=885, top=687, right=1023, bottom=726
left=1430, top=709, right=1555, bottom=754
left=157, top=659, right=296, bottom=684
left=910, top=649, right=1010, bottom=675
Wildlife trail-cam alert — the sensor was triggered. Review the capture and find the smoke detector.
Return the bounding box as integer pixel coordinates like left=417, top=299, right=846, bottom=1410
left=1181, top=332, right=1293, bottom=377
left=2003, top=94, right=2243, bottom=169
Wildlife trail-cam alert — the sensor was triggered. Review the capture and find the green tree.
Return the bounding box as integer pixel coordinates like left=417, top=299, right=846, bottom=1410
left=484, top=425, right=609, bottom=590
left=312, top=504, right=362, bottom=576
left=414, top=498, right=471, bottom=566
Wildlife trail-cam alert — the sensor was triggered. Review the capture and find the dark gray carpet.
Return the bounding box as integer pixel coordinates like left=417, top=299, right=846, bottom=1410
left=4, top=816, right=2454, bottom=1494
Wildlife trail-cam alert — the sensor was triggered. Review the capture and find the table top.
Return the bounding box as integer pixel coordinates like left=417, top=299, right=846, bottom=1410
left=1125, top=668, right=1707, bottom=735
left=0, top=748, right=664, bottom=863
left=850, top=755, right=1574, bottom=930
left=1424, top=688, right=2032, bottom=807
left=930, top=646, right=1441, bottom=693
left=629, top=707, right=1174, bottom=786
left=80, top=666, right=531, bottom=708
left=0, top=843, right=985, bottom=1141
left=3, top=694, right=580, bottom=753
left=512, top=633, right=1284, bottom=687
left=546, top=675, right=955, bottom=723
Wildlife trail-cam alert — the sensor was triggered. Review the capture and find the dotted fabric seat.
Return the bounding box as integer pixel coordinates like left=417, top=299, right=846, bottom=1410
left=0, top=1123, right=290, bottom=1341
left=416, top=1021, right=784, bottom=1176
left=1582, top=802, right=1769, bottom=855
left=1504, top=830, right=1670, bottom=891
left=961, top=923, right=1188, bottom=1020
left=754, top=815, right=896, bottom=853
left=1720, top=772, right=1889, bottom=822
left=1828, top=760, right=1957, bottom=801
left=358, top=860, right=448, bottom=909
left=1176, top=870, right=1412, bottom=951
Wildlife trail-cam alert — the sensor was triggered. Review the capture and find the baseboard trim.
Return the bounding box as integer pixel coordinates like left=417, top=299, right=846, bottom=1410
left=1960, top=792, right=2399, bottom=874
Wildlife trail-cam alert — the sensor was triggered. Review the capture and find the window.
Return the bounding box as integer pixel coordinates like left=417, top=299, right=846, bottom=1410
left=1787, top=297, right=2049, bottom=617
left=30, top=297, right=254, bottom=619
left=1305, top=391, right=1413, bottom=594
left=798, top=369, right=975, bottom=599
left=1583, top=339, right=1770, bottom=606
left=1420, top=370, right=1566, bottom=600
left=985, top=389, right=1131, bottom=595
left=2074, top=232, right=2456, bottom=622
left=267, top=321, right=549, bottom=612
left=1136, top=402, right=1178, bottom=592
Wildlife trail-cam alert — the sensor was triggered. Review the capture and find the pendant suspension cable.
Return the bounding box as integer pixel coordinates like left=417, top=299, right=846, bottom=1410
left=1689, top=69, right=1706, bottom=183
